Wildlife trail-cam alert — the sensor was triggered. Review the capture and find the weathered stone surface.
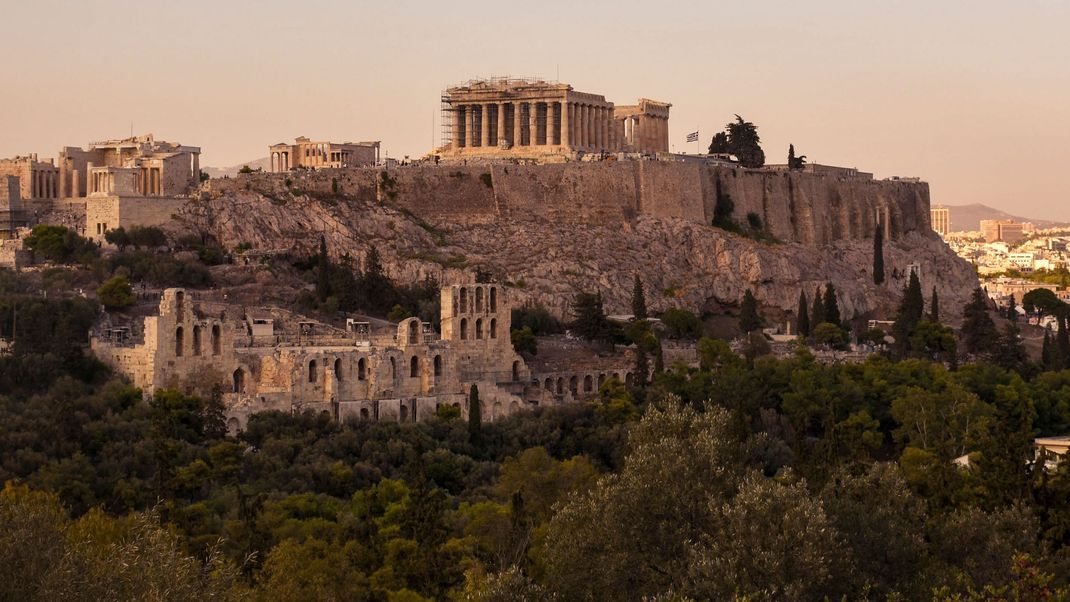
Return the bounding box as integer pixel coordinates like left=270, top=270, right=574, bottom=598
left=172, top=166, right=976, bottom=324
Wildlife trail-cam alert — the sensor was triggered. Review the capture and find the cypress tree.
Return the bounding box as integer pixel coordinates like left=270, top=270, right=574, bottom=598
left=1041, top=329, right=1056, bottom=371
left=468, top=384, right=482, bottom=444
left=873, top=222, right=885, bottom=285
left=739, top=289, right=762, bottom=334
left=796, top=290, right=811, bottom=337
left=654, top=343, right=665, bottom=374
left=929, top=287, right=940, bottom=323
left=632, top=274, right=648, bottom=321
left=1058, top=313, right=1070, bottom=368
left=316, top=235, right=331, bottom=302
left=962, top=287, right=998, bottom=356
left=788, top=144, right=796, bottom=169
left=1006, top=294, right=1017, bottom=320
left=811, top=286, right=826, bottom=327
left=891, top=271, right=925, bottom=355
left=823, top=283, right=841, bottom=327
left=634, top=346, right=649, bottom=389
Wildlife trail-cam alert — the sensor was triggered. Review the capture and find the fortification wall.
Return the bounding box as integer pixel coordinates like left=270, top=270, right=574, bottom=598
left=230, top=162, right=930, bottom=247
left=86, top=195, right=191, bottom=241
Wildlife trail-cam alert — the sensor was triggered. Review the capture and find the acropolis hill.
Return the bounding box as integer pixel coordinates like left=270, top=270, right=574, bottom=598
left=173, top=161, right=977, bottom=324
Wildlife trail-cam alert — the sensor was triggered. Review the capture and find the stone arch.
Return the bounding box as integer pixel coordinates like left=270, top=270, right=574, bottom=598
left=544, top=377, right=553, bottom=390
left=358, top=357, right=367, bottom=380
left=476, top=318, right=483, bottom=340
left=584, top=374, right=593, bottom=393
left=360, top=408, right=370, bottom=420
left=490, top=287, right=497, bottom=312
left=460, top=318, right=468, bottom=340
left=175, top=290, right=184, bottom=314
left=308, top=359, right=318, bottom=383
left=512, top=360, right=520, bottom=382
left=625, top=372, right=634, bottom=387
left=612, top=372, right=620, bottom=381
left=410, top=355, right=419, bottom=378
left=192, top=325, right=202, bottom=356
left=334, top=357, right=343, bottom=381
left=389, top=357, right=397, bottom=381
left=400, top=404, right=409, bottom=422
left=490, top=318, right=497, bottom=339
left=408, top=320, right=419, bottom=344
left=226, top=417, right=240, bottom=436
left=433, top=355, right=442, bottom=377
left=476, top=287, right=484, bottom=312
left=569, top=376, right=578, bottom=396
left=232, top=367, right=245, bottom=393
left=492, top=401, right=503, bottom=421
left=598, top=373, right=606, bottom=388
left=459, top=287, right=468, bottom=313
left=175, top=326, right=184, bottom=357
left=556, top=377, right=564, bottom=395
left=211, top=324, right=221, bottom=355
left=509, top=400, right=520, bottom=413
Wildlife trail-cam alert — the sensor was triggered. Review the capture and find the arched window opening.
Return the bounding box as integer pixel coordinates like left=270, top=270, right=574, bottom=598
left=557, top=378, right=564, bottom=395
left=475, top=287, right=484, bottom=312
left=358, top=358, right=367, bottom=380
left=460, top=318, right=468, bottom=340
left=459, top=288, right=468, bottom=313
left=569, top=376, right=578, bottom=396
left=598, top=373, right=606, bottom=388
left=400, top=405, right=409, bottom=423
left=390, top=357, right=397, bottom=380
left=192, top=326, right=202, bottom=356
left=211, top=324, right=221, bottom=356
left=308, top=360, right=318, bottom=383
left=408, top=320, right=419, bottom=344
left=434, top=355, right=442, bottom=377
left=490, top=287, right=497, bottom=312
left=625, top=372, right=634, bottom=387
left=512, top=361, right=520, bottom=382
left=175, top=291, right=184, bottom=314
left=544, top=378, right=553, bottom=391
left=232, top=368, right=245, bottom=393
left=492, top=401, right=503, bottom=422
left=175, top=327, right=184, bottom=357
left=410, top=356, right=419, bottom=378
left=334, top=358, right=343, bottom=381
left=476, top=318, right=483, bottom=340
left=490, top=318, right=497, bottom=339
left=584, top=375, right=593, bottom=393
left=360, top=408, right=370, bottom=420
left=227, top=417, right=240, bottom=436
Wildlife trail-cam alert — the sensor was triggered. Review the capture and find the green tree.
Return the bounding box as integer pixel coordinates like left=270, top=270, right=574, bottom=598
left=990, top=322, right=1028, bottom=373
left=1022, top=288, right=1067, bottom=317
left=811, top=286, right=826, bottom=327
left=892, top=270, right=925, bottom=354
left=468, top=384, right=482, bottom=444
left=707, top=132, right=729, bottom=154
left=23, top=224, right=98, bottom=264
left=316, top=235, right=331, bottom=303
left=962, top=287, right=998, bottom=356
left=725, top=114, right=765, bottom=168
left=930, top=286, right=940, bottom=322
left=127, top=226, right=167, bottom=249
left=823, top=283, right=841, bottom=327
left=1058, top=314, right=1070, bottom=368
left=661, top=308, right=702, bottom=339
left=873, top=223, right=885, bottom=285
left=1041, top=328, right=1057, bottom=371
left=787, top=143, right=806, bottom=170
left=510, top=326, right=537, bottom=355
left=739, top=289, right=762, bottom=334
left=796, top=290, right=811, bottom=337
left=96, top=275, right=135, bottom=309
left=104, top=227, right=131, bottom=251
left=811, top=322, right=848, bottom=350
left=569, top=292, right=613, bottom=342
left=631, top=274, right=648, bottom=321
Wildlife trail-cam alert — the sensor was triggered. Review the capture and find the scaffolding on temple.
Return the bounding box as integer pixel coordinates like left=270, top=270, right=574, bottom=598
left=438, top=76, right=555, bottom=154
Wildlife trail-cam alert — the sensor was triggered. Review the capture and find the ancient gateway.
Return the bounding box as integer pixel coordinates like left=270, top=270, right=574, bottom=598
left=91, top=285, right=635, bottom=433
left=438, top=78, right=671, bottom=161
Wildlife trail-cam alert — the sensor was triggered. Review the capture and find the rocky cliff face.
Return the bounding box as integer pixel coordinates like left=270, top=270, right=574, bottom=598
left=172, top=169, right=977, bottom=325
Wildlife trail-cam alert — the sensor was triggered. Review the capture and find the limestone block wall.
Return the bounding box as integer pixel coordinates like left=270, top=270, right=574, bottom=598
left=86, top=195, right=191, bottom=241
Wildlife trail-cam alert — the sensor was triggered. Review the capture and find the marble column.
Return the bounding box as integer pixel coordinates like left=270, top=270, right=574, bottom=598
left=529, top=102, right=538, bottom=146
left=561, top=99, right=571, bottom=148
left=602, top=108, right=609, bottom=151
left=496, top=102, right=505, bottom=146
left=481, top=104, right=491, bottom=147
left=463, top=105, right=474, bottom=149
left=514, top=103, right=523, bottom=146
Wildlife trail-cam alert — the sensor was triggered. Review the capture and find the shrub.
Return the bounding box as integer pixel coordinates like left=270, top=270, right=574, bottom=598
left=511, top=326, right=537, bottom=355
left=661, top=308, right=703, bottom=339
left=97, top=275, right=135, bottom=309
left=24, top=225, right=98, bottom=264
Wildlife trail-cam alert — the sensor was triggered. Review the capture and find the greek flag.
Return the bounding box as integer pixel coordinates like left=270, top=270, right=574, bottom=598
left=686, top=131, right=699, bottom=143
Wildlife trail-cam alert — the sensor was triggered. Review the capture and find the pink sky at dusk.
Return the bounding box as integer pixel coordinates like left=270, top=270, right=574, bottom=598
left=2, top=0, right=1068, bottom=219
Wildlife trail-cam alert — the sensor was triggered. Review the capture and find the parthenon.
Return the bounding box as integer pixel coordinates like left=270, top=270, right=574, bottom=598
left=438, top=78, right=671, bottom=161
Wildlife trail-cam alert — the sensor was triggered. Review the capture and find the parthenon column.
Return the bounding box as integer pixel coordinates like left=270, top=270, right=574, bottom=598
left=602, top=108, right=610, bottom=151
left=585, top=106, right=593, bottom=149
left=463, top=105, right=474, bottom=149
left=481, top=104, right=491, bottom=148
left=529, top=102, right=538, bottom=146
left=513, top=103, right=523, bottom=146
left=496, top=102, right=505, bottom=146
left=561, top=99, right=571, bottom=148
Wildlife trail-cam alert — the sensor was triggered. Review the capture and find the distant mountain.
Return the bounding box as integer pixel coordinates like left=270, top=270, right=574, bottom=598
left=944, top=203, right=1070, bottom=232
left=202, top=157, right=271, bottom=179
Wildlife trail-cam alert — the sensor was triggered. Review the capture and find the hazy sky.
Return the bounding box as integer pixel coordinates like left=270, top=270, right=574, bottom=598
left=2, top=1, right=1068, bottom=219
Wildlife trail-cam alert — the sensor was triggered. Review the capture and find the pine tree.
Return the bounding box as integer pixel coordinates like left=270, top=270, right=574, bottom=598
left=811, top=286, right=826, bottom=327
left=873, top=222, right=885, bottom=285
left=962, top=287, right=998, bottom=356
left=316, top=235, right=331, bottom=303
left=796, top=290, right=811, bottom=337
left=823, top=283, right=841, bottom=327
left=631, top=274, right=648, bottom=321
left=739, top=289, right=762, bottom=334
left=929, top=287, right=940, bottom=323
left=468, top=384, right=482, bottom=444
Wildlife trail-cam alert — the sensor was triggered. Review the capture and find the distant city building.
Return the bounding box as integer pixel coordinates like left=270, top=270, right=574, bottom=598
left=269, top=137, right=381, bottom=172
left=1007, top=252, right=1035, bottom=270
left=981, top=219, right=1025, bottom=243
left=931, top=205, right=950, bottom=236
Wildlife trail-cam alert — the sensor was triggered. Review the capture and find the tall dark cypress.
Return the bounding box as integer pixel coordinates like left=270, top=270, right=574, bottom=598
left=811, top=286, right=826, bottom=327
left=316, top=235, right=331, bottom=302
left=961, top=287, right=998, bottom=355
left=468, top=384, right=482, bottom=444
left=631, top=274, right=648, bottom=321
left=929, top=287, right=940, bottom=323
left=823, top=283, right=841, bottom=327
left=1058, top=313, right=1070, bottom=369
left=796, top=290, right=811, bottom=337
left=873, top=222, right=885, bottom=285
left=739, top=289, right=762, bottom=334
left=1041, top=329, right=1056, bottom=371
